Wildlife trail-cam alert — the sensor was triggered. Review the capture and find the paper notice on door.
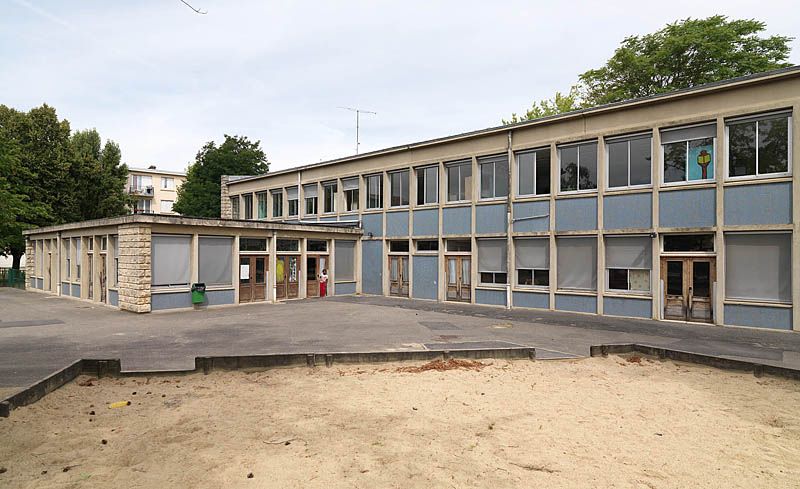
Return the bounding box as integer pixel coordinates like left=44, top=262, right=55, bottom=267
left=240, top=264, right=250, bottom=280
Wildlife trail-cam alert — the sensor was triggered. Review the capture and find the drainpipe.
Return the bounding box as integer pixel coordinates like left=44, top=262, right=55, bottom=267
left=506, top=130, right=513, bottom=309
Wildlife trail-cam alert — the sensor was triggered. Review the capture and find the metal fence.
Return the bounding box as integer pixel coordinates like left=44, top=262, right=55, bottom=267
left=0, top=268, right=26, bottom=289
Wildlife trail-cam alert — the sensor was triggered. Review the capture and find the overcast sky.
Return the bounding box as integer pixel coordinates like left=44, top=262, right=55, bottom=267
left=2, top=1, right=798, bottom=173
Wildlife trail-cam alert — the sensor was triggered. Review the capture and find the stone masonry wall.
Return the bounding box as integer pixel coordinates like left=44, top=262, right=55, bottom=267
left=220, top=175, right=231, bottom=219
left=25, top=239, right=34, bottom=287
left=117, top=224, right=151, bottom=313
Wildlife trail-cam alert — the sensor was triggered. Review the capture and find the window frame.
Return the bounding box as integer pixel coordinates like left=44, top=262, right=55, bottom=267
left=286, top=187, right=299, bottom=217
left=271, top=190, right=283, bottom=218
left=159, top=200, right=174, bottom=213
left=558, top=141, right=598, bottom=194
left=230, top=196, right=240, bottom=219
left=478, top=154, right=509, bottom=201
left=304, top=184, right=318, bottom=216
left=161, top=176, right=174, bottom=190
left=416, top=165, right=439, bottom=206
left=725, top=111, right=793, bottom=181
left=515, top=147, right=551, bottom=197
left=389, top=169, right=410, bottom=208
left=514, top=237, right=550, bottom=289
left=242, top=193, right=253, bottom=220
left=342, top=177, right=360, bottom=212
left=477, top=238, right=508, bottom=286
left=446, top=159, right=472, bottom=203
left=724, top=231, right=792, bottom=304
left=415, top=239, right=439, bottom=253
left=659, top=122, right=717, bottom=187
left=365, top=173, right=383, bottom=210
left=605, top=133, right=653, bottom=190
left=322, top=181, right=337, bottom=214
left=604, top=235, right=652, bottom=295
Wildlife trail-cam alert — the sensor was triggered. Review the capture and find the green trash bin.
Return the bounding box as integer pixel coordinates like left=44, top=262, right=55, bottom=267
left=191, top=283, right=206, bottom=305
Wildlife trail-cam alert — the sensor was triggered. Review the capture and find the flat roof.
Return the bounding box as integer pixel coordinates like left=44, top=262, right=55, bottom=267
left=23, top=213, right=363, bottom=236
left=129, top=167, right=187, bottom=177
left=229, top=65, right=800, bottom=185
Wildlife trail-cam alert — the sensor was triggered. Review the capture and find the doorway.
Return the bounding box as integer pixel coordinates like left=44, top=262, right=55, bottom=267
left=100, top=255, right=107, bottom=303
left=388, top=255, right=409, bottom=297
left=239, top=255, right=268, bottom=303
left=445, top=255, right=471, bottom=302
left=661, top=257, right=715, bottom=322
left=305, top=255, right=328, bottom=298
left=276, top=255, right=299, bottom=300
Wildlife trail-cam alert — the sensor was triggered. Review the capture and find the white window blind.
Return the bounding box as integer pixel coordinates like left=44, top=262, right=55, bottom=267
left=515, top=238, right=549, bottom=269
left=660, top=124, right=716, bottom=144
left=198, top=236, right=233, bottom=286
left=335, top=240, right=356, bottom=282
left=152, top=235, right=191, bottom=287
left=478, top=239, right=507, bottom=273
left=557, top=237, right=597, bottom=290
left=342, top=178, right=359, bottom=190
left=605, top=236, right=651, bottom=269
left=286, top=187, right=298, bottom=199
left=726, top=233, right=791, bottom=302
left=303, top=184, right=318, bottom=198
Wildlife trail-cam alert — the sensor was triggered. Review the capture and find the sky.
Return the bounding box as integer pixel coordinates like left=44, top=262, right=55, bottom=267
left=1, top=1, right=798, bottom=173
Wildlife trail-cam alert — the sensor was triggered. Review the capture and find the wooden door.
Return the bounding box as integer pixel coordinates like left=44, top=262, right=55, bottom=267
left=446, top=256, right=471, bottom=302
left=253, top=256, right=267, bottom=301
left=389, top=255, right=409, bottom=297
left=100, top=255, right=107, bottom=303
left=661, top=258, right=715, bottom=323
left=276, top=255, right=299, bottom=300
left=240, top=255, right=268, bottom=303
left=306, top=255, right=320, bottom=298
left=239, top=256, right=253, bottom=302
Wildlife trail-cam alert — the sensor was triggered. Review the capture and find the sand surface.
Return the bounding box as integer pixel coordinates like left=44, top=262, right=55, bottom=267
left=1, top=355, right=799, bottom=488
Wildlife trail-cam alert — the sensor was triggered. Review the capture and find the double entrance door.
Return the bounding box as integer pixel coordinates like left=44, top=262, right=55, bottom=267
left=446, top=256, right=471, bottom=302
left=662, top=257, right=715, bottom=323
left=389, top=255, right=409, bottom=297
left=276, top=255, right=299, bottom=300
left=306, top=255, right=328, bottom=298
left=239, top=255, right=268, bottom=303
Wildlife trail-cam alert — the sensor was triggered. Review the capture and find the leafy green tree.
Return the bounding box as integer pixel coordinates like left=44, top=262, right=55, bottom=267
left=174, top=135, right=269, bottom=217
left=502, top=86, right=581, bottom=125
left=70, top=129, right=132, bottom=220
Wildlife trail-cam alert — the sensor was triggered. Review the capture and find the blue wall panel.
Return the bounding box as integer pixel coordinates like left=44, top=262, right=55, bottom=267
left=362, top=213, right=384, bottom=237
left=335, top=282, right=357, bottom=295
left=512, top=290, right=549, bottom=309
left=443, top=206, right=472, bottom=235
left=152, top=289, right=235, bottom=310
left=412, top=255, right=438, bottom=300
left=36, top=278, right=43, bottom=289
left=555, top=197, right=597, bottom=231
left=604, top=193, right=652, bottom=230
left=659, top=188, right=716, bottom=228
left=555, top=294, right=597, bottom=314
left=512, top=201, right=550, bottom=233
left=339, top=213, right=358, bottom=222
left=386, top=211, right=409, bottom=237
left=724, top=304, right=792, bottom=330
left=109, top=289, right=119, bottom=307
left=319, top=216, right=338, bottom=222
left=361, top=240, right=383, bottom=295
left=475, top=204, right=507, bottom=234
left=413, top=209, right=439, bottom=237
left=61, top=283, right=70, bottom=296
left=724, top=182, right=792, bottom=226
left=475, top=288, right=506, bottom=306
left=603, top=296, right=652, bottom=318
left=71, top=284, right=81, bottom=298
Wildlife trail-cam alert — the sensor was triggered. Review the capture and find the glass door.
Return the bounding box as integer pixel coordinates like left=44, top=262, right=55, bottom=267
left=661, top=258, right=715, bottom=323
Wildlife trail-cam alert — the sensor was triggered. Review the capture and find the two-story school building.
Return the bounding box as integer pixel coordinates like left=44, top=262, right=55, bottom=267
left=222, top=67, right=800, bottom=331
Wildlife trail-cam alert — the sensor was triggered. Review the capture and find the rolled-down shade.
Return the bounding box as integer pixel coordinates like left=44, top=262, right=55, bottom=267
left=660, top=124, right=716, bottom=144
left=342, top=177, right=359, bottom=191
left=557, top=237, right=597, bottom=290
left=303, top=184, right=318, bottom=198
left=335, top=240, right=356, bottom=282
left=198, top=236, right=233, bottom=286
left=726, top=233, right=791, bottom=302
left=152, top=235, right=191, bottom=287
left=478, top=239, right=507, bottom=273
left=286, top=187, right=298, bottom=199
left=515, top=238, right=549, bottom=269
left=605, top=236, right=652, bottom=269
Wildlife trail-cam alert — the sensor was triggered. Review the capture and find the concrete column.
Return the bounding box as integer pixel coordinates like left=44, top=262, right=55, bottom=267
left=233, top=235, right=240, bottom=304
left=270, top=231, right=278, bottom=302
left=118, top=224, right=152, bottom=313
left=438, top=161, right=446, bottom=302
left=506, top=131, right=514, bottom=309
left=792, top=104, right=800, bottom=331
left=549, top=142, right=558, bottom=310
left=300, top=237, right=307, bottom=298
left=92, top=236, right=101, bottom=302
left=651, top=128, right=662, bottom=320
left=596, top=137, right=606, bottom=315
left=220, top=175, right=232, bottom=218
left=715, top=116, right=726, bottom=326
left=470, top=156, right=478, bottom=304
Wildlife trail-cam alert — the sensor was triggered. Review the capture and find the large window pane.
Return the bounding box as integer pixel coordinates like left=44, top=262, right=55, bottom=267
left=557, top=237, right=597, bottom=290
left=152, top=235, right=191, bottom=287
left=629, top=137, right=651, bottom=186
left=417, top=166, right=438, bottom=205
left=663, top=142, right=687, bottom=183
left=726, top=233, right=791, bottom=302
left=535, top=148, right=550, bottom=195
left=335, top=240, right=356, bottom=282
left=390, top=171, right=408, bottom=206
left=579, top=143, right=597, bottom=190
left=518, top=152, right=535, bottom=196
left=480, top=161, right=493, bottom=198
left=688, top=138, right=714, bottom=181
left=728, top=122, right=756, bottom=177
left=366, top=174, right=382, bottom=209
left=559, top=146, right=578, bottom=191
left=199, top=236, right=233, bottom=286
left=271, top=191, right=283, bottom=217
left=446, top=160, right=471, bottom=202
left=494, top=158, right=509, bottom=197
left=759, top=116, right=789, bottom=174
left=257, top=192, right=267, bottom=218
left=607, top=141, right=628, bottom=188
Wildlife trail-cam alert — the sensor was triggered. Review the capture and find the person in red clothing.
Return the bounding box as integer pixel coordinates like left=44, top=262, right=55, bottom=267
left=319, top=268, right=328, bottom=297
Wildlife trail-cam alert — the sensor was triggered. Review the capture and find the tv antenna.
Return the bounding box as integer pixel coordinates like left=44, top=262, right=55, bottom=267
left=338, top=106, right=376, bottom=154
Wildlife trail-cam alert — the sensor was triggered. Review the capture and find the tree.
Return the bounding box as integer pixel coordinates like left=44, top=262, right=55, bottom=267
left=69, top=129, right=132, bottom=220
left=505, top=16, right=793, bottom=122
left=502, top=86, right=581, bottom=125
left=174, top=135, right=269, bottom=217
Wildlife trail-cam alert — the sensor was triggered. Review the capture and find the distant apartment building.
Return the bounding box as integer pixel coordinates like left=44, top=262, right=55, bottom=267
left=127, top=166, right=186, bottom=214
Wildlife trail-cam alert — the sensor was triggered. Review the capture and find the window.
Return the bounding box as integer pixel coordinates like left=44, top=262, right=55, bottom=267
left=663, top=234, right=714, bottom=252
left=365, top=174, right=382, bottom=209
left=607, top=134, right=651, bottom=188
left=479, top=154, right=509, bottom=199
left=135, top=198, right=152, bottom=213
left=256, top=191, right=267, bottom=219
left=110, top=235, right=118, bottom=287
left=74, top=238, right=81, bottom=279
left=160, top=200, right=174, bottom=213
left=661, top=124, right=716, bottom=183
left=728, top=112, right=791, bottom=178
left=605, top=236, right=651, bottom=292
left=304, top=184, right=318, bottom=215
left=416, top=240, right=439, bottom=252
left=230, top=196, right=240, bottom=219
left=517, top=148, right=550, bottom=196
left=286, top=187, right=299, bottom=216
left=307, top=240, right=328, bottom=252
left=389, top=240, right=410, bottom=253
left=477, top=239, right=507, bottom=284
left=64, top=240, right=71, bottom=280
left=726, top=233, right=791, bottom=303
left=88, top=237, right=94, bottom=251
left=342, top=178, right=359, bottom=212
left=416, top=166, right=438, bottom=205
left=271, top=190, right=283, bottom=218
left=243, top=193, right=254, bottom=219
left=161, top=177, right=174, bottom=190
left=556, top=237, right=597, bottom=290
left=240, top=238, right=267, bottom=252
left=559, top=142, right=597, bottom=192
left=389, top=170, right=409, bottom=207
left=276, top=239, right=299, bottom=252
left=323, top=182, right=337, bottom=213
left=515, top=238, right=549, bottom=287
left=151, top=235, right=191, bottom=288
left=446, top=239, right=471, bottom=252
left=446, top=159, right=472, bottom=202
left=101, top=236, right=108, bottom=251
left=198, top=236, right=233, bottom=286
left=335, top=240, right=356, bottom=282
left=131, top=175, right=153, bottom=190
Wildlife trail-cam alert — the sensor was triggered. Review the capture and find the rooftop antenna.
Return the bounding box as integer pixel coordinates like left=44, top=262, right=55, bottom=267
left=338, top=106, right=376, bottom=154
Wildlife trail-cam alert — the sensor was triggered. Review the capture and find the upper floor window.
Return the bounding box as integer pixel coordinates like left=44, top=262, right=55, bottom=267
left=661, top=123, right=716, bottom=184
left=389, top=170, right=409, bottom=207
left=365, top=174, right=382, bottom=209
left=342, top=177, right=359, bottom=212
left=517, top=148, right=550, bottom=196
left=479, top=154, right=508, bottom=200
left=559, top=142, right=597, bottom=193
left=606, top=133, right=651, bottom=189
left=161, top=177, right=175, bottom=190
left=446, top=159, right=472, bottom=202
left=323, top=181, right=337, bottom=213
left=160, top=200, right=174, bottom=213
left=230, top=196, right=240, bottom=218
left=271, top=190, right=283, bottom=218
left=727, top=111, right=791, bottom=178
left=131, top=175, right=152, bottom=190
left=242, top=193, right=253, bottom=219
left=256, top=191, right=267, bottom=219
left=304, top=184, right=318, bottom=215
left=286, top=187, right=299, bottom=217
left=416, top=166, right=438, bottom=205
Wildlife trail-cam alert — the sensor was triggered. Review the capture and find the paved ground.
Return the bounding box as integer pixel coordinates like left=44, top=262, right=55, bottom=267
left=2, top=288, right=800, bottom=391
